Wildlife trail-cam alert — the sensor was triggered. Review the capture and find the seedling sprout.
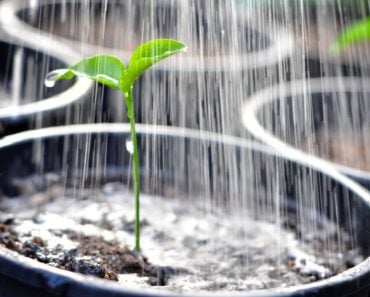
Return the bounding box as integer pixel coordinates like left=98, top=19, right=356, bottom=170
left=45, top=39, right=187, bottom=251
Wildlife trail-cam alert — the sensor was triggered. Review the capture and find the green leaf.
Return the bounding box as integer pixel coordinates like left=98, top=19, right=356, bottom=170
left=45, top=55, right=127, bottom=90
left=120, top=39, right=187, bottom=90
left=332, top=17, right=370, bottom=52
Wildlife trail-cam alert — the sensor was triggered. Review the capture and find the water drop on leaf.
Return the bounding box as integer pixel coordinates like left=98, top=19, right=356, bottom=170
left=44, top=69, right=70, bottom=88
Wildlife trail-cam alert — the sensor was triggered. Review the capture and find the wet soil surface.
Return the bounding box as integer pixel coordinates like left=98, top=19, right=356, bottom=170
left=0, top=219, right=177, bottom=285
left=0, top=181, right=363, bottom=292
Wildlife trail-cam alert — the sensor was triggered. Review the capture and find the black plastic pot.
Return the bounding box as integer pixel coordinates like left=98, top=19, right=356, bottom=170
left=240, top=0, right=370, bottom=79
left=0, top=0, right=293, bottom=134
left=0, top=38, right=92, bottom=137
left=6, top=0, right=293, bottom=72
left=288, top=1, right=370, bottom=78
left=236, top=0, right=369, bottom=21
left=242, top=77, right=370, bottom=188
left=0, top=123, right=369, bottom=296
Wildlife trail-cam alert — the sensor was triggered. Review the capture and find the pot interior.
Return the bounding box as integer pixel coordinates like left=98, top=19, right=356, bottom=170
left=0, top=127, right=369, bottom=282
left=258, top=81, right=370, bottom=173
left=0, top=40, right=73, bottom=109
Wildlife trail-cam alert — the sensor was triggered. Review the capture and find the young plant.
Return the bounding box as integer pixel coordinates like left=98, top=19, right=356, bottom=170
left=45, top=39, right=187, bottom=251
left=332, top=17, right=370, bottom=52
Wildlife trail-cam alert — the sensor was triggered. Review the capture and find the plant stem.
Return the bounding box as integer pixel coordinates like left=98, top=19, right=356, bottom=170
left=123, top=87, right=140, bottom=252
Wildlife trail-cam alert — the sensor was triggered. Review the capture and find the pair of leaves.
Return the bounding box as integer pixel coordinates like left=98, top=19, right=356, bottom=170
left=48, top=39, right=187, bottom=91
left=332, top=17, right=370, bottom=52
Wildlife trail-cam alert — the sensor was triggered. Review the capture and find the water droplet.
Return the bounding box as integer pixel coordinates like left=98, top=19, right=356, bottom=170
left=126, top=140, right=134, bottom=155
left=44, top=78, right=55, bottom=88
left=44, top=69, right=69, bottom=88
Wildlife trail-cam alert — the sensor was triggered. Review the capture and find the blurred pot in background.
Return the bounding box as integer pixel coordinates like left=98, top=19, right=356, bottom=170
left=1, top=0, right=293, bottom=136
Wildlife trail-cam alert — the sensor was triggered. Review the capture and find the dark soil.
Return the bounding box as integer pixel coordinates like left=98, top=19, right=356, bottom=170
left=0, top=220, right=178, bottom=286
left=304, top=128, right=370, bottom=172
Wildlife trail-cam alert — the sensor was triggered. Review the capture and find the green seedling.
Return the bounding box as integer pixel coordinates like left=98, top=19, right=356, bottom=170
left=332, top=17, right=370, bottom=52
left=45, top=39, right=187, bottom=251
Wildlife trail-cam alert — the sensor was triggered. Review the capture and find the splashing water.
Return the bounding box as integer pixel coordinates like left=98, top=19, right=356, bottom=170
left=11, top=47, right=24, bottom=106
left=0, top=0, right=370, bottom=294
left=125, top=139, right=133, bottom=155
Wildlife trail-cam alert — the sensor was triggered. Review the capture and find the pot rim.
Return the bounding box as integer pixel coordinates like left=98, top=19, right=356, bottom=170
left=0, top=2, right=92, bottom=120
left=0, top=123, right=370, bottom=297
left=0, top=37, right=92, bottom=120
left=241, top=76, right=370, bottom=181
left=0, top=0, right=294, bottom=72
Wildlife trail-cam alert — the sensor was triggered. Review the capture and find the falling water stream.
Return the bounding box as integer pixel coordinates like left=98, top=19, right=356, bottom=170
left=0, top=0, right=369, bottom=294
